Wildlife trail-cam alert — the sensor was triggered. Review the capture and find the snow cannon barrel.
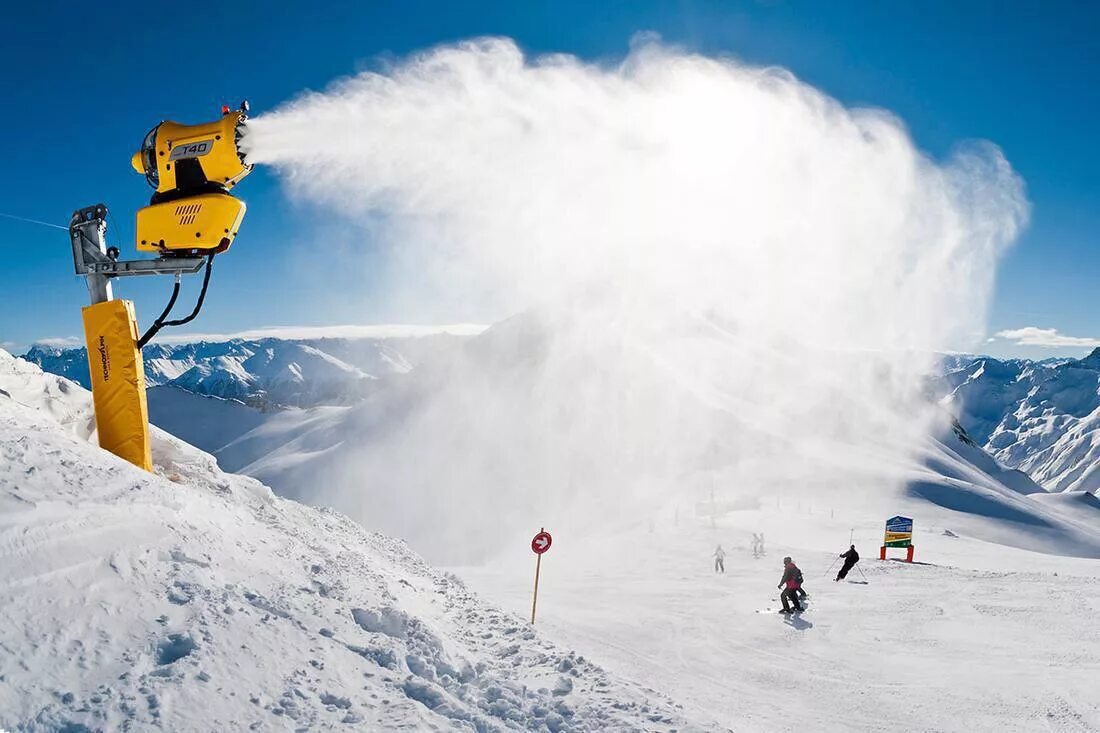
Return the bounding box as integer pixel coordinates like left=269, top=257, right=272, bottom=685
left=131, top=102, right=253, bottom=256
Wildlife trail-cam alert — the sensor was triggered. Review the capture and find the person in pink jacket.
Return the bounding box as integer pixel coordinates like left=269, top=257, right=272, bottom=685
left=777, top=556, right=804, bottom=614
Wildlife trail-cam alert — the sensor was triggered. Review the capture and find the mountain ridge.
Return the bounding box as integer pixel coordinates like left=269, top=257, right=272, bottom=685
left=22, top=332, right=472, bottom=409
left=937, top=348, right=1100, bottom=493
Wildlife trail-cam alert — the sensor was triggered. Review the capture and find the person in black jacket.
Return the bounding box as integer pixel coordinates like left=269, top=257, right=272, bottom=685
left=777, top=557, right=804, bottom=613
left=835, top=545, right=860, bottom=581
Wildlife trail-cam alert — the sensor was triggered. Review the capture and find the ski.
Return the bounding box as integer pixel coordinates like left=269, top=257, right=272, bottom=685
left=761, top=596, right=809, bottom=613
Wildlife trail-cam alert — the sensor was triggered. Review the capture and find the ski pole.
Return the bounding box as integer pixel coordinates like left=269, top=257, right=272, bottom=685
left=856, top=562, right=868, bottom=581
left=823, top=556, right=840, bottom=576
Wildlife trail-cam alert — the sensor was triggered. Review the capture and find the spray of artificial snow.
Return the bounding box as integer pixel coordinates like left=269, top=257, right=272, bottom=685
left=241, top=38, right=1028, bottom=560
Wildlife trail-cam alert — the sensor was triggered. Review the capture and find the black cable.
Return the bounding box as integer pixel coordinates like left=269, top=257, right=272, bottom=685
left=136, top=254, right=215, bottom=348
left=161, top=253, right=214, bottom=327
left=137, top=277, right=182, bottom=349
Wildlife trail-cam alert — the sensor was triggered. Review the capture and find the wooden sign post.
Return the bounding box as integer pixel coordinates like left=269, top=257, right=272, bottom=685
left=530, top=528, right=552, bottom=624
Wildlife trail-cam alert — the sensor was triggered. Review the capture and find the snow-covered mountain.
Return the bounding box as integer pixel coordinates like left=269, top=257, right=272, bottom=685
left=0, top=349, right=698, bottom=732
left=22, top=331, right=470, bottom=409
left=937, top=349, right=1100, bottom=493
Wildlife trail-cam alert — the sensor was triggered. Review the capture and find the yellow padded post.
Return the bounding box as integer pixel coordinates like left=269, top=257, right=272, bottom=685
left=81, top=299, right=153, bottom=471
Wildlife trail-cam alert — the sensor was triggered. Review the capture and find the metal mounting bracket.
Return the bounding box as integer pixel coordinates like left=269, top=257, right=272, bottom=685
left=70, top=204, right=206, bottom=305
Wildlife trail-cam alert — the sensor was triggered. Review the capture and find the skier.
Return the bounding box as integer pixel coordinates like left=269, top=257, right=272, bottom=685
left=751, top=533, right=761, bottom=558
left=835, top=544, right=860, bottom=581
left=714, top=544, right=726, bottom=573
left=795, top=565, right=808, bottom=600
left=777, top=556, right=804, bottom=613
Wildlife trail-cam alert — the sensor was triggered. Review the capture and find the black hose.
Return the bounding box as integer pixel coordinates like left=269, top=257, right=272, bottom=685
left=161, top=253, right=214, bottom=327
left=136, top=254, right=214, bottom=348
left=137, top=278, right=181, bottom=349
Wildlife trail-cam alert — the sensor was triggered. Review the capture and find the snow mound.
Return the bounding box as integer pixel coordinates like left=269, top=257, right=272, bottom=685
left=0, top=350, right=698, bottom=732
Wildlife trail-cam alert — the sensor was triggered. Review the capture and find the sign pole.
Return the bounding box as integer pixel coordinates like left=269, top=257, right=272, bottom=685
left=529, top=527, right=552, bottom=624
left=531, top=550, right=542, bottom=624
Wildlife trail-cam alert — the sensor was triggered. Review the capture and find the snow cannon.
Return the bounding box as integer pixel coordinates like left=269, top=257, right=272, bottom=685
left=131, top=101, right=253, bottom=256
left=69, top=102, right=258, bottom=472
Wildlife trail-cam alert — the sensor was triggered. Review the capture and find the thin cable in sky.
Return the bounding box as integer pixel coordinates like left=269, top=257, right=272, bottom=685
left=0, top=211, right=68, bottom=231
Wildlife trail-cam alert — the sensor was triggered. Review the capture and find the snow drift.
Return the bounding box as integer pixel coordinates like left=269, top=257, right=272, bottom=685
left=0, top=350, right=698, bottom=732
left=238, top=38, right=1029, bottom=559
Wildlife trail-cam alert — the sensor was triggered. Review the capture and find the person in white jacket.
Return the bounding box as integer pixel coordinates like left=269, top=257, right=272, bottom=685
left=751, top=533, right=766, bottom=558
left=714, top=544, right=726, bottom=573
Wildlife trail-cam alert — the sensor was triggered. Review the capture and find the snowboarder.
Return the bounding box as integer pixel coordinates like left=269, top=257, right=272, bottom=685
left=835, top=544, right=860, bottom=581
left=777, top=556, right=803, bottom=613
left=714, top=544, right=726, bottom=573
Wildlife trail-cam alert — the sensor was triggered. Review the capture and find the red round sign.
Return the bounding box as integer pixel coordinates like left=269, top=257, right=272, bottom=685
left=531, top=531, right=553, bottom=555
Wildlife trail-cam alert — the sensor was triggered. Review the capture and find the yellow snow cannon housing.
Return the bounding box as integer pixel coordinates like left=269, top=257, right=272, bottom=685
left=131, top=104, right=253, bottom=256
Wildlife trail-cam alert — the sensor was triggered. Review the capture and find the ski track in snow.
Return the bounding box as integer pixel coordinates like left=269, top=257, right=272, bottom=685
left=457, top=515, right=1100, bottom=733
left=0, top=351, right=703, bottom=732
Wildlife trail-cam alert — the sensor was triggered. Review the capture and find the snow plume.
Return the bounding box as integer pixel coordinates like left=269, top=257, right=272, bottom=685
left=242, top=38, right=1028, bottom=560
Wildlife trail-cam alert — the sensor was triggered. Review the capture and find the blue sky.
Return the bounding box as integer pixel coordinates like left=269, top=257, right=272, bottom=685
left=1, top=0, right=1097, bottom=358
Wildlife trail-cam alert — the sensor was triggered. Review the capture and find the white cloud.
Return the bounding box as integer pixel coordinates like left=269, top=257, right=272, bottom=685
left=32, top=336, right=83, bottom=349
left=994, top=327, right=1100, bottom=348
left=20, top=325, right=486, bottom=352
left=155, top=323, right=488, bottom=344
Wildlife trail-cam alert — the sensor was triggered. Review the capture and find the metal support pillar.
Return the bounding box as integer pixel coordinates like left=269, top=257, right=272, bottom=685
left=70, top=205, right=113, bottom=304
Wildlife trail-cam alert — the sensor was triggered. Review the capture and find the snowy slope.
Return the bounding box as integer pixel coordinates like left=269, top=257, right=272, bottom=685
left=938, top=350, right=1100, bottom=493
left=0, top=350, right=702, bottom=732
left=902, top=421, right=1100, bottom=555
left=457, top=509, right=1100, bottom=733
